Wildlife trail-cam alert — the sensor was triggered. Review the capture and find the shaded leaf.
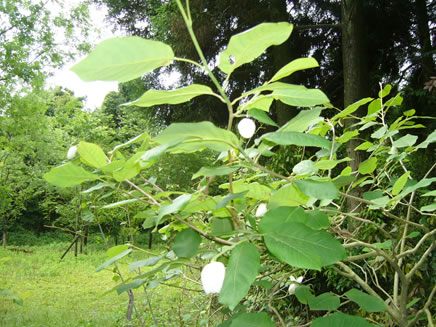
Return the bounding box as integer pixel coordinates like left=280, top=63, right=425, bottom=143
left=311, top=312, right=373, bottom=327
left=294, top=179, right=338, bottom=200
left=126, top=84, right=216, bottom=107
left=219, top=243, right=260, bottom=310
left=262, top=131, right=331, bottom=149
left=309, top=292, right=341, bottom=311
left=345, top=289, right=386, bottom=312
left=172, top=228, right=201, bottom=258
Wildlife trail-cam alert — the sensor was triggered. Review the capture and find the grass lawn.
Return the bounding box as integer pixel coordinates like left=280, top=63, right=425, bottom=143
left=0, top=232, right=221, bottom=327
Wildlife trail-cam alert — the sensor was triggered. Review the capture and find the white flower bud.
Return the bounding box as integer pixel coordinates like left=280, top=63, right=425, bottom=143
left=237, top=118, right=256, bottom=139
left=67, top=145, right=78, bottom=159
left=288, top=275, right=304, bottom=295
left=256, top=203, right=267, bottom=218
left=201, top=261, right=226, bottom=294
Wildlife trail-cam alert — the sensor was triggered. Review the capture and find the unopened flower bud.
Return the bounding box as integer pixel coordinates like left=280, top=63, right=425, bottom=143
left=67, top=145, right=78, bottom=159
left=256, top=203, right=267, bottom=218
left=201, top=261, right=226, bottom=294
left=238, top=118, right=256, bottom=139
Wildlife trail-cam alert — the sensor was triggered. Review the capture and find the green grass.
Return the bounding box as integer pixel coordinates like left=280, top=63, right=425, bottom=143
left=0, top=232, right=222, bottom=327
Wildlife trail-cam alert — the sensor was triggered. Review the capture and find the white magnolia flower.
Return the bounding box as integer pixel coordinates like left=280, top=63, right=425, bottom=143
left=66, top=145, right=78, bottom=159
left=238, top=118, right=256, bottom=139
left=288, top=275, right=304, bottom=295
left=256, top=203, right=268, bottom=218
left=201, top=261, right=226, bottom=294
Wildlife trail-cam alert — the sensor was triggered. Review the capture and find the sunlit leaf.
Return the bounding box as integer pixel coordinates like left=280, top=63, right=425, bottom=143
left=219, top=22, right=293, bottom=75
left=77, top=141, right=108, bottom=168
left=71, top=36, right=174, bottom=82
left=271, top=57, right=319, bottom=82
left=43, top=163, right=99, bottom=188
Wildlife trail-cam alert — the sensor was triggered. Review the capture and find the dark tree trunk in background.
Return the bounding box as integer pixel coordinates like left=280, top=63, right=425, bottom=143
left=342, top=0, right=370, bottom=212
left=2, top=230, right=6, bottom=248
left=415, top=0, right=434, bottom=83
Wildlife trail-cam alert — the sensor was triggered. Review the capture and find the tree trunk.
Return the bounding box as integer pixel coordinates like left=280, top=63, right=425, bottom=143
left=415, top=0, right=434, bottom=82
left=2, top=230, right=6, bottom=248
left=342, top=0, right=370, bottom=213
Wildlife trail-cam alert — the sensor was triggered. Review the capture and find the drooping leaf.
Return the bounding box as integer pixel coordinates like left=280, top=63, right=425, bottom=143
left=268, top=184, right=309, bottom=208
left=43, top=163, right=99, bottom=188
left=192, top=166, right=239, bottom=180
left=308, top=292, right=341, bottom=311
left=155, top=194, right=192, bottom=227
left=295, top=285, right=314, bottom=304
left=101, top=198, right=138, bottom=209
left=416, top=130, right=436, bottom=149
left=344, top=289, right=386, bottom=312
left=211, top=218, right=234, bottom=236
left=248, top=109, right=279, bottom=127
left=172, top=228, right=201, bottom=258
left=311, top=312, right=374, bottom=327
left=107, top=245, right=129, bottom=258
left=293, top=160, right=317, bottom=176
left=262, top=131, right=331, bottom=149
left=392, top=134, right=418, bottom=148
left=215, top=191, right=248, bottom=210
left=271, top=57, right=319, bottom=82
left=96, top=249, right=132, bottom=272
left=332, top=97, right=373, bottom=121
left=153, top=122, right=239, bottom=153
left=392, top=171, right=410, bottom=195
left=239, top=95, right=274, bottom=112
left=337, top=130, right=359, bottom=144
left=218, top=22, right=293, bottom=75
left=130, top=256, right=164, bottom=271
left=219, top=242, right=260, bottom=310
left=71, top=36, right=174, bottom=82
left=358, top=157, right=378, bottom=175
left=263, top=222, right=346, bottom=270
left=280, top=107, right=323, bottom=133
left=228, top=312, right=275, bottom=327
left=77, top=141, right=108, bottom=168
left=272, top=85, right=329, bottom=107
left=294, top=179, right=338, bottom=200
left=259, top=207, right=329, bottom=232
left=126, top=84, right=216, bottom=107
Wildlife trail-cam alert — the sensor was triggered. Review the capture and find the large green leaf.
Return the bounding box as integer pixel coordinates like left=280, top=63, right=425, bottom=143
left=392, top=134, right=418, bottom=148
left=392, top=171, right=410, bottom=196
left=344, top=289, right=386, bottom=312
left=270, top=57, right=319, bottom=82
left=259, top=207, right=329, bottom=232
left=358, top=157, right=378, bottom=175
left=77, top=141, right=108, bottom=168
left=263, top=222, right=346, bottom=270
left=272, top=85, right=329, bottom=107
left=228, top=312, right=274, bottom=327
left=294, top=179, right=338, bottom=200
left=268, top=184, right=309, bottom=208
left=262, top=131, right=332, bottom=149
left=219, top=242, right=260, bottom=310
left=153, top=122, right=239, bottom=153
left=126, top=84, right=216, bottom=107
left=43, top=163, right=99, bottom=188
left=113, top=151, right=146, bottom=182
left=280, top=107, right=323, bottom=133
left=311, top=312, right=373, bottom=327
left=172, top=228, right=201, bottom=258
left=308, top=292, right=341, bottom=311
left=71, top=36, right=174, bottom=82
left=218, top=22, right=293, bottom=75
left=416, top=130, right=436, bottom=149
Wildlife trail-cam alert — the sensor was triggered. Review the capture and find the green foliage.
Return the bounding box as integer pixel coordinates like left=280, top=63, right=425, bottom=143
left=42, top=2, right=436, bottom=326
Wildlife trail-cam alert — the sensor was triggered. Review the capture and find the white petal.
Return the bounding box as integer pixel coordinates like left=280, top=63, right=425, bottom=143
left=256, top=203, right=267, bottom=218
left=237, top=118, right=256, bottom=139
left=297, top=276, right=304, bottom=283
left=290, top=275, right=297, bottom=282
left=67, top=145, right=78, bottom=159
left=201, top=262, right=226, bottom=294
left=288, top=283, right=297, bottom=295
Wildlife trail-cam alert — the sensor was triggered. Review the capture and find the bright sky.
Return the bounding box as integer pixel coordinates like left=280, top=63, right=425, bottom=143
left=46, top=1, right=119, bottom=110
